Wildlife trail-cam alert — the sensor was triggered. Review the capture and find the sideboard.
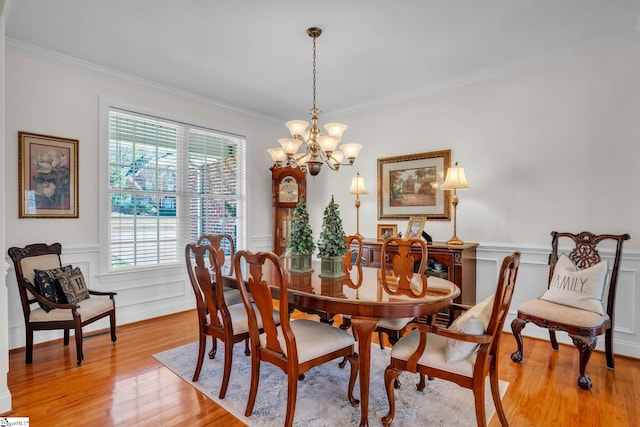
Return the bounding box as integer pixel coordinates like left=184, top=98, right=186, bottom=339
left=360, top=239, right=478, bottom=305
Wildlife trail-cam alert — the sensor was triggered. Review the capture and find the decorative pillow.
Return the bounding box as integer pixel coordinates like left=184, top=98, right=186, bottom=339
left=444, top=295, right=495, bottom=363
left=33, top=265, right=72, bottom=312
left=539, top=254, right=607, bottom=315
left=55, top=267, right=90, bottom=304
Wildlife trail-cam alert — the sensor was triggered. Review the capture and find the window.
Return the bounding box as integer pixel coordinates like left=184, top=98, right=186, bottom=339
left=106, top=107, right=245, bottom=270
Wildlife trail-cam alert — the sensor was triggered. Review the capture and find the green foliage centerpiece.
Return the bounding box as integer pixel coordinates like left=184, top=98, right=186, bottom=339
left=288, top=202, right=315, bottom=273
left=317, top=195, right=347, bottom=278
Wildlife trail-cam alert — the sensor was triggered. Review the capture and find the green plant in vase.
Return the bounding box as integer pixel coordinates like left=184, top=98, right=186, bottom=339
left=288, top=202, right=315, bottom=273
left=317, top=195, right=347, bottom=278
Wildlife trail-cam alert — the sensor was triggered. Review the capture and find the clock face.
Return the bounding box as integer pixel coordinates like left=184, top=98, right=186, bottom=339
left=279, top=176, right=299, bottom=203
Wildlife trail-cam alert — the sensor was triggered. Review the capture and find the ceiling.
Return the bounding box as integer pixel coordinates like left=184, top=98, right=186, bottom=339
left=5, top=1, right=640, bottom=122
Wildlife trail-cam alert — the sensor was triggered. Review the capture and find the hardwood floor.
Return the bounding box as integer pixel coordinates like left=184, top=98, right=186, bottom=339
left=5, top=310, right=640, bottom=426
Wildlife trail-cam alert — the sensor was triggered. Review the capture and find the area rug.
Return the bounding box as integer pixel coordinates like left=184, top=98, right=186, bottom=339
left=154, top=341, right=508, bottom=426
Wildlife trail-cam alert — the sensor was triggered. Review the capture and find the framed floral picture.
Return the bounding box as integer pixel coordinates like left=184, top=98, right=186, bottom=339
left=377, top=150, right=451, bottom=220
left=19, top=131, right=79, bottom=218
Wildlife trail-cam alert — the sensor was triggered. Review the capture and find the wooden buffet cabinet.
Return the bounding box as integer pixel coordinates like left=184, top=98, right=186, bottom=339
left=360, top=239, right=478, bottom=305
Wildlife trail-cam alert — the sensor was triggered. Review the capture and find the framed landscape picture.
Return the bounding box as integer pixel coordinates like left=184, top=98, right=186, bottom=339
left=19, top=131, right=79, bottom=218
left=377, top=150, right=451, bottom=220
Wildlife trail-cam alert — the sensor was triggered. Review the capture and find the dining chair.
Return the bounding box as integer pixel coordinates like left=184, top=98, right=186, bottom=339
left=197, top=233, right=241, bottom=306
left=375, top=237, right=428, bottom=350
left=186, top=242, right=277, bottom=399
left=8, top=243, right=117, bottom=365
left=382, top=252, right=521, bottom=427
left=234, top=250, right=360, bottom=427
left=511, top=231, right=629, bottom=389
left=344, top=234, right=364, bottom=274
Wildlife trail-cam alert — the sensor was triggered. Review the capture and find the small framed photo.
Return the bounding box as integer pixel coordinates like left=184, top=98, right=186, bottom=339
left=377, top=224, right=398, bottom=241
left=19, top=131, right=79, bottom=218
left=404, top=216, right=427, bottom=239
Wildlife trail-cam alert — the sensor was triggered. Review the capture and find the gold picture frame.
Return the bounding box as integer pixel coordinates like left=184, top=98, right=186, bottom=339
left=377, top=224, right=398, bottom=241
left=377, top=150, right=451, bottom=220
left=404, top=216, right=427, bottom=239
left=19, top=131, right=79, bottom=218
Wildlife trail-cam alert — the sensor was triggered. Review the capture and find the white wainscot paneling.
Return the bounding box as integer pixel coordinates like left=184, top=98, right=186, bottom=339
left=5, top=244, right=195, bottom=350
left=476, top=244, right=640, bottom=359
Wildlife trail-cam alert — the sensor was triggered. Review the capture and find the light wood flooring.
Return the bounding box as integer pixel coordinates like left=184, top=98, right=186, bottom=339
left=5, top=310, right=640, bottom=426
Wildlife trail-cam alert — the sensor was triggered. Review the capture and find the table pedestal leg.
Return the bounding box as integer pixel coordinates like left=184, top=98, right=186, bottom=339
left=350, top=316, right=379, bottom=427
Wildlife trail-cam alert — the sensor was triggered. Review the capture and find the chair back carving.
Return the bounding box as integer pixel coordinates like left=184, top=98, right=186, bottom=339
left=549, top=231, right=630, bottom=318
left=380, top=237, right=428, bottom=297
left=344, top=234, right=364, bottom=274
left=198, top=233, right=235, bottom=275
left=486, top=252, right=521, bottom=355
left=234, top=251, right=294, bottom=362
left=185, top=242, right=228, bottom=332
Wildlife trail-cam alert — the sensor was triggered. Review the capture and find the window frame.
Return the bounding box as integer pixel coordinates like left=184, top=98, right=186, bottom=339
left=99, top=98, right=247, bottom=274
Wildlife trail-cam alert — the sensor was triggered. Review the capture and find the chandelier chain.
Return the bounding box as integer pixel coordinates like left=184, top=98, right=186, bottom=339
left=312, top=33, right=317, bottom=112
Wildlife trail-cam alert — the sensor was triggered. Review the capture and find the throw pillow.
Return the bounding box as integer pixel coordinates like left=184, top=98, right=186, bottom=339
left=33, top=265, right=72, bottom=312
left=444, top=295, right=495, bottom=363
left=539, top=254, right=607, bottom=315
left=55, top=267, right=90, bottom=304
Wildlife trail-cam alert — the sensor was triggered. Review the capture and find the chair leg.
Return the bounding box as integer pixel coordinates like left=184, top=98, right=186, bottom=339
left=570, top=334, right=597, bottom=390
left=25, top=327, right=34, bottom=364
left=244, top=337, right=250, bottom=356
left=209, top=335, right=217, bottom=359
left=605, top=328, right=615, bottom=370
left=244, top=355, right=261, bottom=417
left=382, top=366, right=401, bottom=427
left=284, top=369, right=299, bottom=427
left=510, top=318, right=526, bottom=362
left=378, top=331, right=385, bottom=350
left=219, top=341, right=234, bottom=399
left=74, top=327, right=84, bottom=366
left=490, top=359, right=509, bottom=426
left=192, top=330, right=207, bottom=382
left=63, top=329, right=70, bottom=346
left=472, top=375, right=488, bottom=427
left=549, top=330, right=559, bottom=351
left=345, top=353, right=360, bottom=407
left=110, top=311, right=117, bottom=343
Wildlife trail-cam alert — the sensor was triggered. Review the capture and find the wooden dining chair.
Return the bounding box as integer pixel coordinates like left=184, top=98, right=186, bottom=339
left=185, top=242, right=277, bottom=399
left=234, top=250, right=360, bottom=427
left=375, top=237, right=428, bottom=349
left=511, top=231, right=630, bottom=389
left=382, top=252, right=521, bottom=427
left=344, top=234, right=364, bottom=274
left=8, top=243, right=117, bottom=366
left=197, top=233, right=241, bottom=306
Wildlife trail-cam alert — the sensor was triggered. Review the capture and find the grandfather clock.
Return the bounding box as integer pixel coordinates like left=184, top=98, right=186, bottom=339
left=271, top=165, right=306, bottom=256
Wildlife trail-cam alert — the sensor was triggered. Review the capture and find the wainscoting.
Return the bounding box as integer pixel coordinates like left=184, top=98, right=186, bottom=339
left=5, top=237, right=639, bottom=359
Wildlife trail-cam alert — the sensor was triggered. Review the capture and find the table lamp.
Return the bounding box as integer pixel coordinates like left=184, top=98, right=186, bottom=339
left=441, top=162, right=471, bottom=245
left=349, top=172, right=369, bottom=237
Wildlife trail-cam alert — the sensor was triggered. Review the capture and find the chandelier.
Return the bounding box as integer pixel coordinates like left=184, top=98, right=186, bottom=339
left=268, top=27, right=362, bottom=176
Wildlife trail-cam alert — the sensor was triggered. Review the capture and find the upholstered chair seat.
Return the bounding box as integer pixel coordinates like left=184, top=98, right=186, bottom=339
left=29, top=297, right=114, bottom=323
left=517, top=299, right=609, bottom=329
left=259, top=319, right=355, bottom=363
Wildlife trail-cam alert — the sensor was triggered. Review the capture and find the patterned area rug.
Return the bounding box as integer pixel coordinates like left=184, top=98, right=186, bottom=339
left=154, top=341, right=508, bottom=426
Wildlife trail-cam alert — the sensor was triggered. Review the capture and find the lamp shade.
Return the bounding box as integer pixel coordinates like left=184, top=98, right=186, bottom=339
left=349, top=173, right=369, bottom=195
left=441, top=163, right=471, bottom=190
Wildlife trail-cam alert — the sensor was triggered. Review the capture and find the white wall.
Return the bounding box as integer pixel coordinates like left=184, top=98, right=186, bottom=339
left=308, top=41, right=640, bottom=357
left=3, top=49, right=280, bottom=350
left=3, top=38, right=640, bottom=366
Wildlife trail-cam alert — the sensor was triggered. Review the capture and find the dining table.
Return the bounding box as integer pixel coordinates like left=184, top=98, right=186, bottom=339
left=225, top=257, right=460, bottom=427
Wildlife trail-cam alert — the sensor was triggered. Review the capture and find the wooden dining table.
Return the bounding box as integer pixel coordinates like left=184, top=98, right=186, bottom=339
left=225, top=258, right=459, bottom=427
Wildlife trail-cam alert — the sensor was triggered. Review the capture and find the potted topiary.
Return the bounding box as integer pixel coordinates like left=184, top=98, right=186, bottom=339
left=317, top=195, right=347, bottom=278
left=288, top=202, right=315, bottom=273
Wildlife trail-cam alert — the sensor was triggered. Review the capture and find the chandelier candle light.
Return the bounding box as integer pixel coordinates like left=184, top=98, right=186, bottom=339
left=349, top=172, right=368, bottom=238
left=441, top=161, right=471, bottom=245
left=267, top=27, right=363, bottom=176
